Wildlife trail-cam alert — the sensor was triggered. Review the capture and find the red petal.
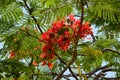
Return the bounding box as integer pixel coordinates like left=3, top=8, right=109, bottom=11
left=42, top=61, right=46, bottom=66
left=40, top=53, right=46, bottom=58
left=83, top=22, right=90, bottom=26
left=32, top=61, right=38, bottom=66
left=51, top=53, right=55, bottom=59
left=41, top=44, right=47, bottom=52
left=69, top=14, right=75, bottom=21
left=61, top=45, right=68, bottom=50
left=9, top=51, right=15, bottom=59
left=48, top=62, right=53, bottom=69
left=41, top=32, right=50, bottom=42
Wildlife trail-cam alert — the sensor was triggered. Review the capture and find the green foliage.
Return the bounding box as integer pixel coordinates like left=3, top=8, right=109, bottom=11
left=0, top=0, right=16, bottom=7
left=31, top=0, right=73, bottom=29
left=79, top=46, right=103, bottom=71
left=0, top=2, right=23, bottom=34
left=0, top=28, right=41, bottom=60
left=1, top=2, right=22, bottom=22
left=88, top=0, right=119, bottom=22
left=95, top=39, right=120, bottom=49
left=0, top=78, right=13, bottom=80
left=86, top=0, right=120, bottom=38
left=18, top=75, right=29, bottom=80
left=0, top=59, right=32, bottom=78
left=0, top=0, right=120, bottom=79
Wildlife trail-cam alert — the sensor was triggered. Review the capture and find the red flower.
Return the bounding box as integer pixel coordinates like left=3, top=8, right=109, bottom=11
left=75, top=19, right=81, bottom=27
left=42, top=43, right=54, bottom=52
left=40, top=53, right=46, bottom=58
left=57, top=35, right=70, bottom=50
left=41, top=44, right=48, bottom=52
left=42, top=61, right=46, bottom=66
left=57, top=31, right=70, bottom=50
left=9, top=51, right=15, bottom=59
left=52, top=21, right=63, bottom=28
left=51, top=21, right=64, bottom=33
left=78, top=22, right=93, bottom=38
left=32, top=61, right=38, bottom=66
left=50, top=53, right=55, bottom=59
left=83, top=22, right=90, bottom=26
left=39, top=14, right=93, bottom=68
left=48, top=62, right=53, bottom=69
left=61, top=45, right=68, bottom=50
left=41, top=32, right=50, bottom=42
left=69, top=14, right=75, bottom=21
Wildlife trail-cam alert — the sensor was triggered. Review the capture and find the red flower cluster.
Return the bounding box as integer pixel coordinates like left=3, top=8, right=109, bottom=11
left=39, top=14, right=93, bottom=69
left=78, top=22, right=93, bottom=38
left=57, top=31, right=70, bottom=50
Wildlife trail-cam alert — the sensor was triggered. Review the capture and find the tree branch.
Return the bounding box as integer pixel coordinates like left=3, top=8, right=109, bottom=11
left=22, top=0, right=43, bottom=34
left=55, top=42, right=78, bottom=80
left=54, top=53, right=66, bottom=65
left=87, top=64, right=112, bottom=77
left=55, top=54, right=77, bottom=80
left=102, top=76, right=120, bottom=79
left=68, top=67, right=78, bottom=80
left=91, top=34, right=96, bottom=42
left=54, top=53, right=78, bottom=80
left=29, top=57, right=33, bottom=67
left=94, top=68, right=119, bottom=80
left=80, top=0, right=84, bottom=24
left=78, top=53, right=86, bottom=56
left=20, top=29, right=39, bottom=39
left=102, top=48, right=120, bottom=55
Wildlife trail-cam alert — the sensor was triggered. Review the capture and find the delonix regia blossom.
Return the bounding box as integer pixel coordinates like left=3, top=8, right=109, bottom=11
left=39, top=14, right=93, bottom=69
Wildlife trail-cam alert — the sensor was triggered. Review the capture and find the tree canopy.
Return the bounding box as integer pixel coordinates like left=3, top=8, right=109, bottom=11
left=0, top=0, right=120, bottom=80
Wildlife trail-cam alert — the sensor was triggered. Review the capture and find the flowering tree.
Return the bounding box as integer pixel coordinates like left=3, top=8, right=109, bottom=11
left=0, top=0, right=120, bottom=80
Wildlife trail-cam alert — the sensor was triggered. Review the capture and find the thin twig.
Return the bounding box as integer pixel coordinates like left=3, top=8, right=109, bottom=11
left=54, top=53, right=66, bottom=65
left=69, top=67, right=78, bottom=80
left=55, top=55, right=77, bottom=80
left=55, top=40, right=78, bottom=80
left=91, top=34, right=96, bottom=42
left=29, top=57, right=33, bottom=67
left=93, top=68, right=118, bottom=80
left=102, top=48, right=120, bottom=55
left=87, top=64, right=112, bottom=77
left=102, top=76, right=120, bottom=79
left=78, top=53, right=86, bottom=56
left=20, top=29, right=39, bottom=39
left=80, top=0, right=84, bottom=24
left=55, top=53, right=78, bottom=80
left=22, top=0, right=43, bottom=34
